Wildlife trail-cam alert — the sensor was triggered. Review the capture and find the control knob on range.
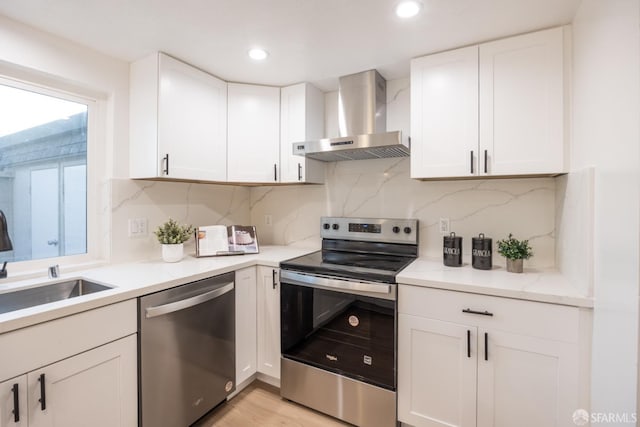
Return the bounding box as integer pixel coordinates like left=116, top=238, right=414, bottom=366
left=392, top=226, right=400, bottom=234
left=323, top=223, right=330, bottom=230
left=332, top=224, right=340, bottom=230
left=404, top=227, right=412, bottom=234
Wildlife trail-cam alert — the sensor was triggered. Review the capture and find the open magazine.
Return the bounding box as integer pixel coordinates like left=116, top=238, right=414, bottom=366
left=196, top=225, right=259, bottom=257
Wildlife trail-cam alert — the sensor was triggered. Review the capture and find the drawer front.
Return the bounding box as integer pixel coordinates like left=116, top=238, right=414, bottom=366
left=399, top=285, right=579, bottom=343
left=0, top=300, right=137, bottom=381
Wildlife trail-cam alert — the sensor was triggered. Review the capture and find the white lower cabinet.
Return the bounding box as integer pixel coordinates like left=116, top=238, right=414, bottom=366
left=398, top=285, right=586, bottom=427
left=235, top=266, right=258, bottom=385
left=398, top=315, right=477, bottom=427
left=476, top=329, right=578, bottom=427
left=1, top=376, right=26, bottom=427
left=1, top=335, right=136, bottom=427
left=257, top=266, right=280, bottom=380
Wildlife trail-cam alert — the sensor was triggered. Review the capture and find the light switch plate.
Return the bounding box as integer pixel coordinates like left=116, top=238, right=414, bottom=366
left=128, top=218, right=148, bottom=237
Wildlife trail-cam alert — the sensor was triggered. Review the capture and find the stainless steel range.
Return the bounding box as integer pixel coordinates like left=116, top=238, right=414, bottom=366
left=279, top=216, right=418, bottom=427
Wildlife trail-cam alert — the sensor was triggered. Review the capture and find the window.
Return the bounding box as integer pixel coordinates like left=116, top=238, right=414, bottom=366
left=0, top=81, right=89, bottom=264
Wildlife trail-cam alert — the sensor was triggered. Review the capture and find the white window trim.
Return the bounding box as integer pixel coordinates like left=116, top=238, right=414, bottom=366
left=0, top=75, right=108, bottom=280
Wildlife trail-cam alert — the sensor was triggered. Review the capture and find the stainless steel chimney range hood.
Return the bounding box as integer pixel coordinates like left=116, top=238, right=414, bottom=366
left=293, top=70, right=409, bottom=162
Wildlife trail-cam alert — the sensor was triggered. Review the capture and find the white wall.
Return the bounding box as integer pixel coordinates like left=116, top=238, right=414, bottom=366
left=570, top=0, right=640, bottom=417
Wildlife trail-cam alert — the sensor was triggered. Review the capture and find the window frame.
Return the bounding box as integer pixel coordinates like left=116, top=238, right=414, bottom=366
left=0, top=74, right=105, bottom=276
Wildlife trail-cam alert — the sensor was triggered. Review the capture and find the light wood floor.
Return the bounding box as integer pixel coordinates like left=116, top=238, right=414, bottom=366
left=194, top=381, right=350, bottom=427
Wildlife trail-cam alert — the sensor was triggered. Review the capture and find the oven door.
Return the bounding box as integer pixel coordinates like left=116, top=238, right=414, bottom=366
left=280, top=270, right=396, bottom=391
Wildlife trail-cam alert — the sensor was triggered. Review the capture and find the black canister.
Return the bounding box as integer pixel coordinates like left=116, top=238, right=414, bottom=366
left=443, top=232, right=463, bottom=267
left=472, top=233, right=492, bottom=270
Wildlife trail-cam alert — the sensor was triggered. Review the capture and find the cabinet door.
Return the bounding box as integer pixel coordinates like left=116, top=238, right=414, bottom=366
left=0, top=376, right=26, bottom=427
left=235, top=266, right=258, bottom=385
left=158, top=54, right=228, bottom=181
left=28, top=335, right=137, bottom=427
left=280, top=83, right=325, bottom=184
left=479, top=27, right=565, bottom=175
left=477, top=329, right=579, bottom=427
left=228, top=84, right=280, bottom=183
left=411, top=46, right=479, bottom=179
left=256, top=267, right=280, bottom=379
left=398, top=314, right=477, bottom=427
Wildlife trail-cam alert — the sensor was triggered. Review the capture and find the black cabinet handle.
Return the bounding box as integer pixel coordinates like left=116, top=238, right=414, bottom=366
left=11, top=383, right=19, bottom=422
left=462, top=308, right=494, bottom=317
left=484, top=150, right=488, bottom=174
left=38, top=373, right=46, bottom=411
left=466, top=330, right=471, bottom=358
left=272, top=269, right=278, bottom=289
left=484, top=332, right=488, bottom=361
left=298, top=163, right=302, bottom=181
left=470, top=151, right=474, bottom=174
left=162, top=154, right=169, bottom=176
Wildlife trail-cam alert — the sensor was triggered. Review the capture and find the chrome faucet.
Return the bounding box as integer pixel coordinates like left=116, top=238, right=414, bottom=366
left=48, top=264, right=60, bottom=279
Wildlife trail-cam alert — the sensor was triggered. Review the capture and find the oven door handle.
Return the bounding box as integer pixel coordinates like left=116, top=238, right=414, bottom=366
left=145, top=282, right=234, bottom=318
left=280, top=270, right=393, bottom=297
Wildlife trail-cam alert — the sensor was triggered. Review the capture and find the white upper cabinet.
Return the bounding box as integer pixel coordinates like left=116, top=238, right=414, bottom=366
left=479, top=27, right=565, bottom=176
left=411, top=27, right=568, bottom=179
left=130, top=52, right=228, bottom=181
left=227, top=83, right=281, bottom=183
left=411, top=46, right=479, bottom=178
left=280, top=83, right=325, bottom=184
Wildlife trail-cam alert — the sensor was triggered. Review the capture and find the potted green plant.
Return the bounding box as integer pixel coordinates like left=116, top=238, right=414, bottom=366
left=154, top=218, right=195, bottom=262
left=496, top=233, right=533, bottom=273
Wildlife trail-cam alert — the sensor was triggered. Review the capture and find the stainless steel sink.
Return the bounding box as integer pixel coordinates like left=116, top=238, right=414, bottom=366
left=0, top=279, right=112, bottom=315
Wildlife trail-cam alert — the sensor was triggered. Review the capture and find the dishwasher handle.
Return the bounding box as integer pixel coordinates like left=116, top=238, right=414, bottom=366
left=145, top=282, right=234, bottom=318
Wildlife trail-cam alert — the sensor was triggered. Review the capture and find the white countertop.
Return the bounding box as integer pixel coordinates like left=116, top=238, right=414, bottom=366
left=0, top=245, right=315, bottom=334
left=397, top=258, right=593, bottom=308
left=0, top=248, right=593, bottom=335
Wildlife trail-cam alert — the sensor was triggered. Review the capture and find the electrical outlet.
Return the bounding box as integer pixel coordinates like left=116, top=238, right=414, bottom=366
left=265, top=214, right=273, bottom=226
left=439, top=218, right=450, bottom=235
left=128, top=218, right=148, bottom=237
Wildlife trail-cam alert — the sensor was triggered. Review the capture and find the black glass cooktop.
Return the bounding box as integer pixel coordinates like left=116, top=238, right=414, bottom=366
left=280, top=249, right=416, bottom=284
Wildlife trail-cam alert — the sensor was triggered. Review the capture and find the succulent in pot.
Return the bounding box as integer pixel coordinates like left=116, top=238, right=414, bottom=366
left=496, top=233, right=533, bottom=273
left=154, top=218, right=195, bottom=262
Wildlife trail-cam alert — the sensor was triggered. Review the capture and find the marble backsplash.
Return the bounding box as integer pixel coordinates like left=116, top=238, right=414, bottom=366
left=108, top=166, right=557, bottom=268
left=110, top=178, right=251, bottom=262
left=250, top=158, right=557, bottom=268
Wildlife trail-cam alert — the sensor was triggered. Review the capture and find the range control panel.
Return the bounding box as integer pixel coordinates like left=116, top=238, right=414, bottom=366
left=320, top=216, right=418, bottom=245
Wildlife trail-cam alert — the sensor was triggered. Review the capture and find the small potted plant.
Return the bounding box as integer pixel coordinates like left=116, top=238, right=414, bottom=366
left=154, top=218, right=194, bottom=262
left=496, top=233, right=533, bottom=273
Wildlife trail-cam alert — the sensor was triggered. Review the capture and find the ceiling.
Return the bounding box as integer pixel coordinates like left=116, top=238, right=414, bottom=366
left=0, top=0, right=581, bottom=91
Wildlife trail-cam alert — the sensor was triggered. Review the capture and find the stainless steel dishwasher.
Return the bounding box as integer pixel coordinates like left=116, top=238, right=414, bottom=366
left=139, top=271, right=235, bottom=427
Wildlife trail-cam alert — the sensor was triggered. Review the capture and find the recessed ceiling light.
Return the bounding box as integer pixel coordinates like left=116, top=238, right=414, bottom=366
left=395, top=0, right=422, bottom=18
left=248, top=48, right=268, bottom=61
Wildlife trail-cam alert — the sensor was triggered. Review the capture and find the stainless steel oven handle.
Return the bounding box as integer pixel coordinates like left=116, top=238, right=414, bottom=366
left=280, top=270, right=391, bottom=295
left=145, top=282, right=234, bottom=318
